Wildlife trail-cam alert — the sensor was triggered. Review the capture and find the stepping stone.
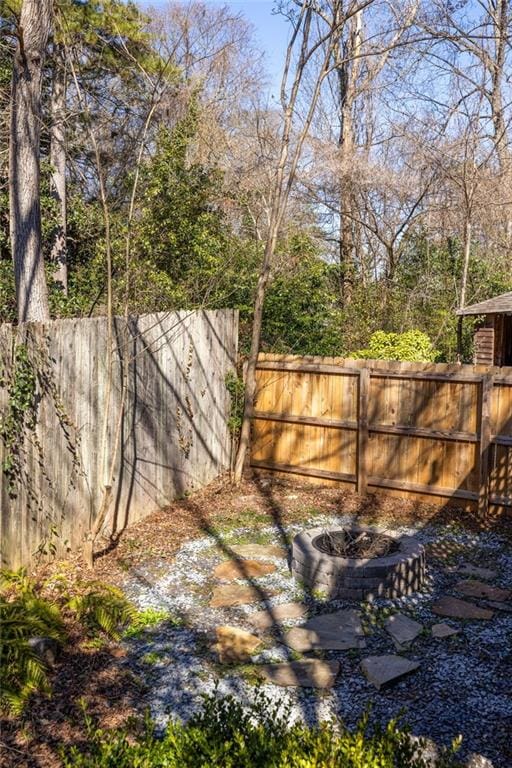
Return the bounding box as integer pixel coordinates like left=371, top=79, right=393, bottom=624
left=384, top=613, right=423, bottom=648
left=361, top=655, right=420, bottom=690
left=214, top=559, right=276, bottom=581
left=258, top=659, right=340, bottom=688
left=431, top=596, right=493, bottom=620
left=284, top=610, right=366, bottom=652
left=231, top=544, right=287, bottom=560
left=248, top=602, right=308, bottom=630
left=210, top=584, right=277, bottom=608
left=213, top=626, right=262, bottom=662
left=483, top=600, right=512, bottom=613
left=457, top=564, right=497, bottom=581
left=455, top=580, right=511, bottom=602
left=431, top=623, right=460, bottom=639
left=235, top=494, right=261, bottom=505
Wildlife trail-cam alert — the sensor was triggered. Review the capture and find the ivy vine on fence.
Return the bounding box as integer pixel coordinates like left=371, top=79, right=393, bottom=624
left=0, top=343, right=37, bottom=493
left=0, top=331, right=84, bottom=560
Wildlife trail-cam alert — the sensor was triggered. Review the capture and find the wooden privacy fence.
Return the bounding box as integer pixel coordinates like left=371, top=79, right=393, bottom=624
left=251, top=354, right=512, bottom=514
left=0, top=310, right=238, bottom=567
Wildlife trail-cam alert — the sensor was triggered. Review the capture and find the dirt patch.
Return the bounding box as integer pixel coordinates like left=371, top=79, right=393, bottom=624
left=33, top=472, right=512, bottom=591
left=47, top=473, right=511, bottom=584
left=0, top=639, right=142, bottom=768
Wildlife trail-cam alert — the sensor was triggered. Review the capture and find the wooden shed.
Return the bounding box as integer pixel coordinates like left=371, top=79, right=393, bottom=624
left=456, top=291, right=512, bottom=366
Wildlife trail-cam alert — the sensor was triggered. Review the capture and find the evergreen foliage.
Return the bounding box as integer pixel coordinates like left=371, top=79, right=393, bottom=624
left=351, top=330, right=438, bottom=363
left=262, top=243, right=343, bottom=356
left=62, top=690, right=462, bottom=767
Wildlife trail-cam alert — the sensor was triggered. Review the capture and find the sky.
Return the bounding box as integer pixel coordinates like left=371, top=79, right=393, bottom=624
left=218, top=1, right=289, bottom=92
left=145, top=0, right=290, bottom=98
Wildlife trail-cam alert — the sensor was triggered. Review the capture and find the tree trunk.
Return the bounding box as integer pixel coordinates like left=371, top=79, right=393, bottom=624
left=457, top=218, right=471, bottom=362
left=233, top=231, right=279, bottom=484
left=9, top=0, right=51, bottom=323
left=49, top=44, right=67, bottom=294
left=336, top=9, right=362, bottom=305
left=490, top=0, right=509, bottom=171
left=459, top=218, right=471, bottom=311
left=233, top=1, right=339, bottom=483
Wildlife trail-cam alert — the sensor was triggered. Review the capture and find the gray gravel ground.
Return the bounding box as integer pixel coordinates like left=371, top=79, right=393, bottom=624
left=119, top=515, right=512, bottom=767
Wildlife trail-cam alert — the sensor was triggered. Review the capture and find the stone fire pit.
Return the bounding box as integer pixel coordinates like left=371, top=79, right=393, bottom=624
left=291, top=525, right=425, bottom=600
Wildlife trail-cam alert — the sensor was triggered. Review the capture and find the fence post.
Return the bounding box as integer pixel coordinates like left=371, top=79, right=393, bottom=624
left=477, top=374, right=493, bottom=518
left=357, top=367, right=370, bottom=495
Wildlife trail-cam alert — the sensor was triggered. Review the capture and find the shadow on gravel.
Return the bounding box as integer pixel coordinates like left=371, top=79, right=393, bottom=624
left=116, top=473, right=512, bottom=767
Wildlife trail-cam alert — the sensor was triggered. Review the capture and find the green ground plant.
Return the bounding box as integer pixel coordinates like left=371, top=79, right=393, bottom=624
left=123, top=608, right=176, bottom=639
left=0, top=571, right=65, bottom=714
left=0, top=570, right=137, bottom=714
left=62, top=690, right=462, bottom=767
left=68, top=583, right=136, bottom=640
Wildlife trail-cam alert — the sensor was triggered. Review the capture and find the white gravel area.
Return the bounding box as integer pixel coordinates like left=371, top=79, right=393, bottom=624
left=118, top=514, right=512, bottom=767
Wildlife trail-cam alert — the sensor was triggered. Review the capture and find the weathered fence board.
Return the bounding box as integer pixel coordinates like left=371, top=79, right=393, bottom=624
left=251, top=353, right=512, bottom=513
left=0, top=310, right=238, bottom=567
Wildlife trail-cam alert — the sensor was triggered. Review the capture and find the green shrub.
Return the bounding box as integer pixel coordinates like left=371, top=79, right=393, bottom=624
left=351, top=330, right=438, bottom=363
left=62, top=690, right=462, bottom=767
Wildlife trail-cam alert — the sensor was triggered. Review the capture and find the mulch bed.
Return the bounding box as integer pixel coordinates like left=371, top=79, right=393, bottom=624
left=2, top=471, right=511, bottom=768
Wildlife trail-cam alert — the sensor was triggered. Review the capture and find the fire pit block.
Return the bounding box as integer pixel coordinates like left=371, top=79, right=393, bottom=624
left=291, top=525, right=425, bottom=601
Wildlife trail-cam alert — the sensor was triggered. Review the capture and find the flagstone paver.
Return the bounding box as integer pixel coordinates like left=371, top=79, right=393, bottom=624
left=457, top=564, right=497, bottom=581
left=431, top=596, right=494, bottom=620
left=213, top=626, right=262, bottom=662
left=455, top=580, right=511, bottom=602
left=248, top=602, right=308, bottom=630
left=122, top=515, right=512, bottom=767
left=361, top=655, right=420, bottom=690
left=258, top=659, right=340, bottom=688
left=431, top=623, right=460, bottom=639
left=483, top=600, right=512, bottom=613
left=214, top=559, right=276, bottom=581
left=384, top=613, right=423, bottom=647
left=210, top=584, right=277, bottom=608
left=284, top=609, right=366, bottom=652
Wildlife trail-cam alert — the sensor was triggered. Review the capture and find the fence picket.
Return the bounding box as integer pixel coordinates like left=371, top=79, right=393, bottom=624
left=251, top=354, right=512, bottom=512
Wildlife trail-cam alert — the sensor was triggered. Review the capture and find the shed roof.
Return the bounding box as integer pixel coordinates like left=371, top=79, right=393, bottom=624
left=456, top=291, right=512, bottom=316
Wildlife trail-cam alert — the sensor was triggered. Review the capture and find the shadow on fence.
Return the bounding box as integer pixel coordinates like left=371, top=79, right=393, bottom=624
left=250, top=353, right=512, bottom=520
left=0, top=310, right=238, bottom=568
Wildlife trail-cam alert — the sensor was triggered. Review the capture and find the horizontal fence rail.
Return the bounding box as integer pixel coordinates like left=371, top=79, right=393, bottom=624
left=251, top=354, right=512, bottom=514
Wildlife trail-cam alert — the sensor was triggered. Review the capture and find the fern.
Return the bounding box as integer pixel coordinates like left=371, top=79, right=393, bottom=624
left=0, top=567, right=35, bottom=595
left=0, top=570, right=135, bottom=715
left=68, top=583, right=136, bottom=640
left=0, top=577, right=65, bottom=715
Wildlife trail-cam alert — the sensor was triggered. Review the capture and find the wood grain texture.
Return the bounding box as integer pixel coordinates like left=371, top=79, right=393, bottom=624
left=251, top=353, right=512, bottom=512
left=0, top=311, right=238, bottom=567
